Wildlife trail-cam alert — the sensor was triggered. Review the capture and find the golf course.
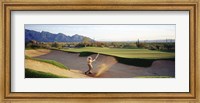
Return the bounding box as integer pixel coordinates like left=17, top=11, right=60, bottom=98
left=25, top=48, right=175, bottom=78
left=61, top=47, right=175, bottom=59
left=24, top=25, right=176, bottom=78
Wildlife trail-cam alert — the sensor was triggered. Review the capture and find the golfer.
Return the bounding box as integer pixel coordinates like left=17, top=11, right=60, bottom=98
left=85, top=54, right=99, bottom=74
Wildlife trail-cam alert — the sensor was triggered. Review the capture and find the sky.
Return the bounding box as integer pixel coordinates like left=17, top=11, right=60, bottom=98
left=25, top=24, right=175, bottom=41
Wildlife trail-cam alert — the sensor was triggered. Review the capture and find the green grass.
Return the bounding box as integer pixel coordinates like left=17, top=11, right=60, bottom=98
left=61, top=47, right=175, bottom=59
left=115, top=57, right=174, bottom=67
left=134, top=76, right=174, bottom=78
left=25, top=48, right=38, bottom=50
left=25, top=68, right=67, bottom=78
left=25, top=55, right=69, bottom=70
left=59, top=47, right=175, bottom=67
left=25, top=55, right=32, bottom=59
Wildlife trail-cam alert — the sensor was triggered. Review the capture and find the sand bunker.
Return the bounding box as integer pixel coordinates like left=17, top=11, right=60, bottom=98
left=25, top=49, right=51, bottom=57
left=25, top=59, right=90, bottom=78
left=28, top=50, right=175, bottom=78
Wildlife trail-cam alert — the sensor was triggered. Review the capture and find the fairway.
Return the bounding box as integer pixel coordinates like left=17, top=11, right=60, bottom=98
left=61, top=47, right=175, bottom=59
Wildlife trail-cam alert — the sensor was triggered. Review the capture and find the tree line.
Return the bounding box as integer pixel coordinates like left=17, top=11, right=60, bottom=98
left=25, top=39, right=175, bottom=52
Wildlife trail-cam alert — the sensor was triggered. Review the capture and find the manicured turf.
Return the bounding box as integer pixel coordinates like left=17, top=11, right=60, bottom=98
left=25, top=68, right=67, bottom=78
left=58, top=47, right=175, bottom=67
left=61, top=47, right=175, bottom=59
left=25, top=55, right=69, bottom=70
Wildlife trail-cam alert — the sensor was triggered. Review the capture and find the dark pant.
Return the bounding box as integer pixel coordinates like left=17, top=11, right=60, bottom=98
left=86, top=64, right=93, bottom=74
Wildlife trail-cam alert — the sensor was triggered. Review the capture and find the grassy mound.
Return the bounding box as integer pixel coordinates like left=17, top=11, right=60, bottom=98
left=79, top=51, right=96, bottom=57
left=25, top=68, right=67, bottom=78
left=59, top=47, right=175, bottom=67
left=77, top=52, right=174, bottom=67
left=25, top=55, right=69, bottom=70
left=61, top=47, right=175, bottom=59
left=115, top=57, right=175, bottom=67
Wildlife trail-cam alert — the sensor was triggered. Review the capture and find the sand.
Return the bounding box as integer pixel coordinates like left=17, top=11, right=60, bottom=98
left=25, top=59, right=90, bottom=78
left=25, top=49, right=175, bottom=78
left=25, top=49, right=51, bottom=57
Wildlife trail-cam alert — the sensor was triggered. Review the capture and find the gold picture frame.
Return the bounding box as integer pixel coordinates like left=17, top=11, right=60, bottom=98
left=0, top=0, right=199, bottom=102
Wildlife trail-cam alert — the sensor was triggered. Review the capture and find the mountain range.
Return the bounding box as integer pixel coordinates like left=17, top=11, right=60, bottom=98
left=25, top=29, right=93, bottom=42
left=25, top=29, right=175, bottom=43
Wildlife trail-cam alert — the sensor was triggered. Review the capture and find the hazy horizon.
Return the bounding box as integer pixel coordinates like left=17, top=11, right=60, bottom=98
left=25, top=24, right=176, bottom=41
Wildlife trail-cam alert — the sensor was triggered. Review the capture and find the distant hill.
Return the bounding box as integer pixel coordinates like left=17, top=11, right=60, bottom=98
left=25, top=29, right=93, bottom=42
left=142, top=39, right=175, bottom=43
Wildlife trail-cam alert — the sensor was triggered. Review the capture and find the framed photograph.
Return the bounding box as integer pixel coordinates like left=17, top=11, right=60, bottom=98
left=0, top=0, right=199, bottom=102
